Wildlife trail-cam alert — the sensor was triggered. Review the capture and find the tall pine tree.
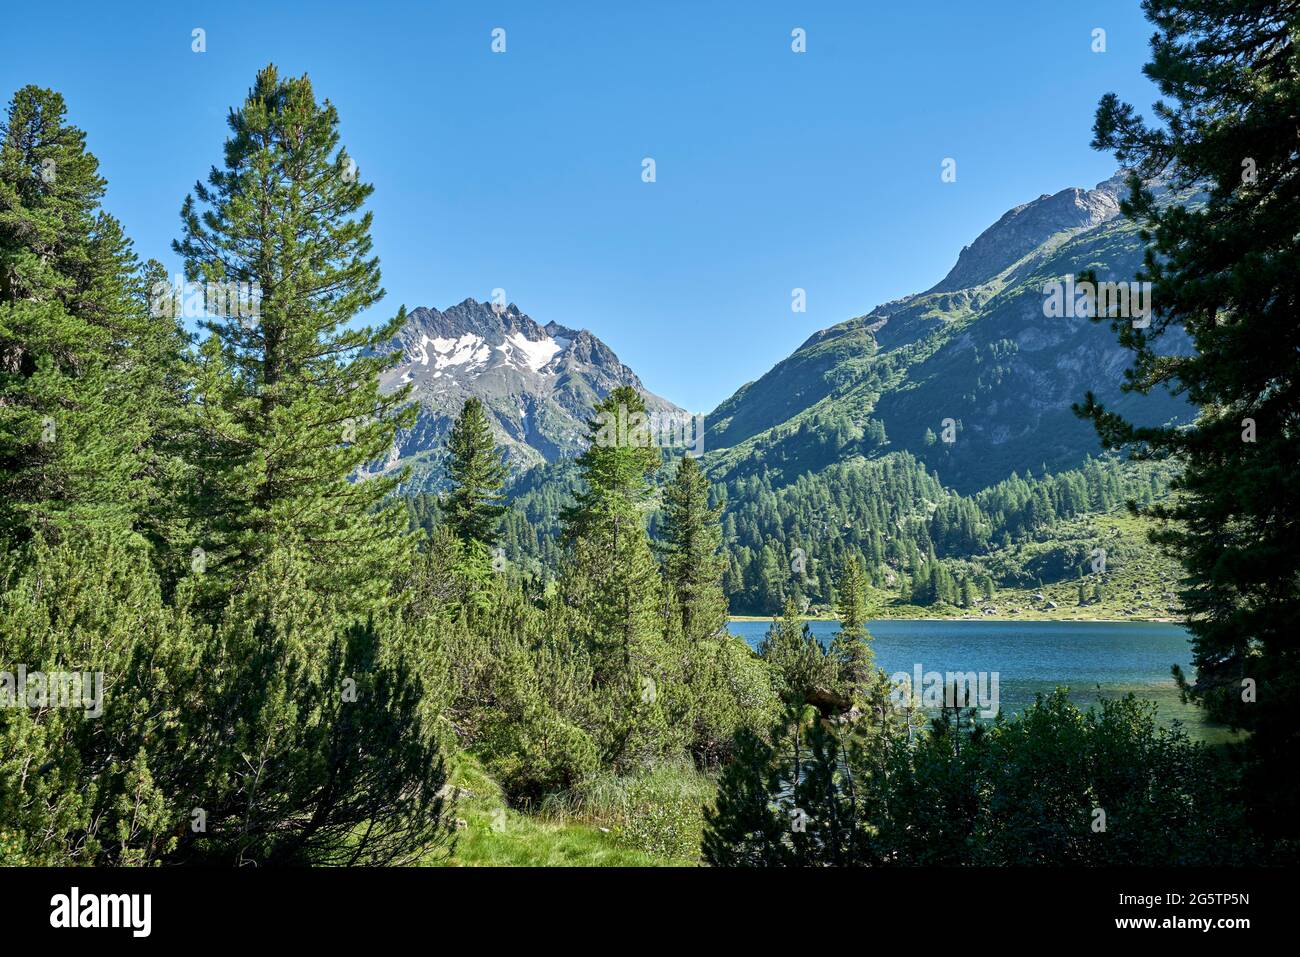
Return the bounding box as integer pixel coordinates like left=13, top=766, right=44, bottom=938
left=559, top=385, right=685, bottom=770
left=0, top=86, right=184, bottom=547
left=173, top=65, right=415, bottom=612
left=829, top=554, right=876, bottom=704
left=658, top=453, right=727, bottom=643
left=1079, top=0, right=1300, bottom=851
left=442, top=396, right=507, bottom=547
left=561, top=385, right=663, bottom=682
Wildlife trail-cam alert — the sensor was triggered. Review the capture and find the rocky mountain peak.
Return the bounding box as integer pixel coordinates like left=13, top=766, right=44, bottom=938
left=378, top=300, right=678, bottom=489
left=701, top=171, right=1189, bottom=491
left=931, top=180, right=1122, bottom=294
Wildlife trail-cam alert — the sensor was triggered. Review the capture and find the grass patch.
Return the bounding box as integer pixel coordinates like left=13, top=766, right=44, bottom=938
left=541, top=761, right=715, bottom=862
left=427, top=754, right=700, bottom=867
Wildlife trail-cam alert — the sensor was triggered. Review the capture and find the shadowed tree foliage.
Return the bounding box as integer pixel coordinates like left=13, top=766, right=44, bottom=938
left=1078, top=0, right=1300, bottom=853
left=704, top=692, right=1250, bottom=867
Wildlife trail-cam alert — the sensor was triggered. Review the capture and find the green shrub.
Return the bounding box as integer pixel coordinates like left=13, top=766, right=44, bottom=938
left=0, top=534, right=456, bottom=866
left=704, top=687, right=1254, bottom=866
left=0, top=534, right=193, bottom=865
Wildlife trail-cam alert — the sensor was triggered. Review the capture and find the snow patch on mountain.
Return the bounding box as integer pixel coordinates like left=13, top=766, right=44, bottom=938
left=377, top=298, right=682, bottom=488
left=416, top=333, right=490, bottom=370
left=501, top=331, right=563, bottom=372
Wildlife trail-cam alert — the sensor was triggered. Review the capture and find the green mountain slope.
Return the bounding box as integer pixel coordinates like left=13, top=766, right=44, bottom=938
left=702, top=175, right=1191, bottom=493
left=414, top=176, right=1195, bottom=619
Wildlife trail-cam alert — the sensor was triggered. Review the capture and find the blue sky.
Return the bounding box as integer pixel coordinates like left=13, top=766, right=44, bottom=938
left=2, top=0, right=1160, bottom=412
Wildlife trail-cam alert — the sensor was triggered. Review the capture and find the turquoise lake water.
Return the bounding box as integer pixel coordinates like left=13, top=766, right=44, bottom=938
left=727, top=618, right=1232, bottom=742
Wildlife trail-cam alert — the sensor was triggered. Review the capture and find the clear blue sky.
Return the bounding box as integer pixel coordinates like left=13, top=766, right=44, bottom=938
left=2, top=0, right=1159, bottom=412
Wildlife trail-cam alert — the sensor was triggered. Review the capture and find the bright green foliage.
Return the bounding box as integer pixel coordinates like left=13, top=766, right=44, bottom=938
left=1081, top=0, right=1300, bottom=848
left=430, top=422, right=779, bottom=783
left=758, top=600, right=838, bottom=708
left=0, top=532, right=456, bottom=866
left=0, top=87, right=185, bottom=547
left=173, top=65, right=414, bottom=611
left=541, top=762, right=714, bottom=861
left=432, top=396, right=509, bottom=597
left=477, top=635, right=601, bottom=808
left=0, top=534, right=193, bottom=864
left=508, top=448, right=1177, bottom=617
left=437, top=754, right=697, bottom=867
left=423, top=561, right=610, bottom=804
left=443, top=396, right=508, bottom=547
left=431, top=386, right=780, bottom=787
left=754, top=598, right=842, bottom=712
left=678, top=628, right=780, bottom=768
left=173, top=546, right=454, bottom=865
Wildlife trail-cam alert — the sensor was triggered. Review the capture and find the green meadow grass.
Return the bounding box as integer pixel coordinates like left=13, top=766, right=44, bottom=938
left=429, top=755, right=700, bottom=867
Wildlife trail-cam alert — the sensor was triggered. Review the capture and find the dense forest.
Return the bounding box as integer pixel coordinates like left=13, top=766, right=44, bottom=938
left=428, top=449, right=1179, bottom=615
left=2, top=0, right=1296, bottom=868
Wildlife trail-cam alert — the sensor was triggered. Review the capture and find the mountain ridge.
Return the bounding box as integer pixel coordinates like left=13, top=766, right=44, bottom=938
left=377, top=297, right=680, bottom=490
left=699, top=172, right=1190, bottom=492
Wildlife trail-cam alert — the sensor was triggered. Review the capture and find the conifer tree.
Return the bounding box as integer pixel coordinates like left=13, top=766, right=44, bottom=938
left=0, top=86, right=184, bottom=546
left=443, top=396, right=507, bottom=547
left=173, top=65, right=414, bottom=611
left=559, top=385, right=679, bottom=768
left=1079, top=0, right=1300, bottom=847
left=561, top=385, right=663, bottom=684
left=759, top=599, right=836, bottom=707
left=829, top=555, right=876, bottom=703
left=701, top=727, right=792, bottom=866
left=658, top=453, right=727, bottom=642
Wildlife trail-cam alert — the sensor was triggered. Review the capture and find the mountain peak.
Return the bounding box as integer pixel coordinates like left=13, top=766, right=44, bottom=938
left=379, top=300, right=678, bottom=488
left=702, top=172, right=1188, bottom=491
left=930, top=180, right=1122, bottom=294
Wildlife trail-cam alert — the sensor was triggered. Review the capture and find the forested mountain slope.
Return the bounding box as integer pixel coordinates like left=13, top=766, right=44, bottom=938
left=414, top=176, right=1194, bottom=616
left=702, top=174, right=1192, bottom=493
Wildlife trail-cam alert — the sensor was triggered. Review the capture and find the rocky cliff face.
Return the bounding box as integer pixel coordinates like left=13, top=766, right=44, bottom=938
left=930, top=177, right=1123, bottom=294
left=377, top=298, right=680, bottom=491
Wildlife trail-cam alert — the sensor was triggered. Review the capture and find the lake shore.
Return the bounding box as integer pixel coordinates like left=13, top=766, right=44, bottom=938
left=729, top=614, right=1183, bottom=624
